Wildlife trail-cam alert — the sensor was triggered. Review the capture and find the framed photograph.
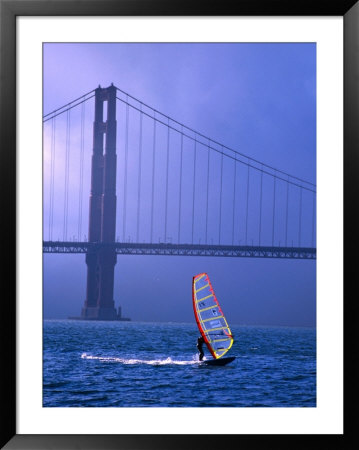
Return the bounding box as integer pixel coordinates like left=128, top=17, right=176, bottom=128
left=1, top=0, right=357, bottom=448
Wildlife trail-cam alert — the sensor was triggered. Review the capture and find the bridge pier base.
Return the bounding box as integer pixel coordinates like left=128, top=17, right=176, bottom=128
left=81, top=306, right=120, bottom=321
left=81, top=247, right=125, bottom=320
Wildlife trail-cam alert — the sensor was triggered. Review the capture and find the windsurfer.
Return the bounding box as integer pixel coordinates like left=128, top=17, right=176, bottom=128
left=197, top=336, right=205, bottom=361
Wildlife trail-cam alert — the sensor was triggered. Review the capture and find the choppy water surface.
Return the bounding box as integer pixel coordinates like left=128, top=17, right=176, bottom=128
left=43, top=320, right=316, bottom=407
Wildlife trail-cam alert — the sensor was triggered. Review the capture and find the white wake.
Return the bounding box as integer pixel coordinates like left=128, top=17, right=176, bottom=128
left=81, top=353, right=202, bottom=365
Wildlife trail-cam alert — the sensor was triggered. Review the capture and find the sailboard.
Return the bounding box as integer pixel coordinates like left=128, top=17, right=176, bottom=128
left=192, top=272, right=235, bottom=364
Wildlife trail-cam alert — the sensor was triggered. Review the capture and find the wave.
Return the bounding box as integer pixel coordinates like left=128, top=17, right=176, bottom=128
left=81, top=353, right=200, bottom=366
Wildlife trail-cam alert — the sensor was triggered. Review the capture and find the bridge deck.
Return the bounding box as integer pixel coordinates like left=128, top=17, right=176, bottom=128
left=43, top=241, right=316, bottom=260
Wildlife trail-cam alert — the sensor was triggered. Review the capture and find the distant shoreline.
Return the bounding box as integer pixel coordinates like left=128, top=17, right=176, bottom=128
left=43, top=318, right=316, bottom=329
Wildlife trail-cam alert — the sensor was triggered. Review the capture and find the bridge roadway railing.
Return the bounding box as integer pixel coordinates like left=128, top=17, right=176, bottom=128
left=43, top=241, right=316, bottom=260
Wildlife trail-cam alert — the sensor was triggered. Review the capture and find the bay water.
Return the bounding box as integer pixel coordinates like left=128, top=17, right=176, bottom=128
left=43, top=320, right=316, bottom=407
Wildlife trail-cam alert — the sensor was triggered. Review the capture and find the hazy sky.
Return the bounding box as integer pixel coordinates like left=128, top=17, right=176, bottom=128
left=43, top=43, right=316, bottom=327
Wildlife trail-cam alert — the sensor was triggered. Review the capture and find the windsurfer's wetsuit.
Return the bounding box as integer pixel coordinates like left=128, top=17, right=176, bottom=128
left=197, top=336, right=205, bottom=361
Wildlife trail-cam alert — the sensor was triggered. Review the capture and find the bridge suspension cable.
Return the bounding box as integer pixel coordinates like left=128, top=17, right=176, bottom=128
left=123, top=99, right=129, bottom=242
left=258, top=165, right=263, bottom=246
left=231, top=151, right=237, bottom=246
left=218, top=146, right=224, bottom=245
left=63, top=109, right=71, bottom=240
left=164, top=119, right=170, bottom=242
left=285, top=176, right=289, bottom=247
left=205, top=138, right=210, bottom=244
left=245, top=159, right=250, bottom=245
left=78, top=101, right=85, bottom=241
left=311, top=193, right=316, bottom=248
left=298, top=186, right=303, bottom=248
left=191, top=136, right=197, bottom=245
left=115, top=86, right=316, bottom=191
left=150, top=113, right=156, bottom=243
left=178, top=126, right=184, bottom=244
left=272, top=171, right=277, bottom=247
left=137, top=104, right=143, bottom=242
left=48, top=116, right=56, bottom=240
left=43, top=89, right=95, bottom=122
left=115, top=94, right=315, bottom=194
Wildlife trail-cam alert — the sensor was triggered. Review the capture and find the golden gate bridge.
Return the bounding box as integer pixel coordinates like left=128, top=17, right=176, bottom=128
left=43, top=84, right=316, bottom=320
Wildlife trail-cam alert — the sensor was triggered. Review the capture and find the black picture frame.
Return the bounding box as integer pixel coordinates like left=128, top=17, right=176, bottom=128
left=1, top=1, right=357, bottom=448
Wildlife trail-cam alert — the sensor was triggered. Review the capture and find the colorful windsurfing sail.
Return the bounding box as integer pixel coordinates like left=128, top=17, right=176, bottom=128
left=192, top=272, right=234, bottom=359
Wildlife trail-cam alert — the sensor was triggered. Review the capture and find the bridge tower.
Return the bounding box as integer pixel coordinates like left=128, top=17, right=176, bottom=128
left=81, top=84, right=120, bottom=320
